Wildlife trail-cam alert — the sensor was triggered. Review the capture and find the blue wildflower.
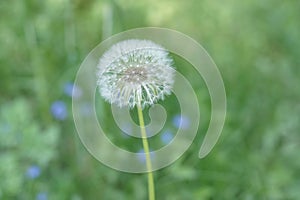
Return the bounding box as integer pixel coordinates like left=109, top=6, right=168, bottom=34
left=172, top=114, right=190, bottom=130
left=160, top=130, right=173, bottom=144
left=36, top=192, right=48, bottom=200
left=50, top=101, right=67, bottom=120
left=137, top=149, right=155, bottom=164
left=63, top=82, right=82, bottom=98
left=26, top=165, right=41, bottom=179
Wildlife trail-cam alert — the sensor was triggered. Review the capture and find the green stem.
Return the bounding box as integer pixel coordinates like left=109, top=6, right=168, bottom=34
left=137, top=103, right=155, bottom=200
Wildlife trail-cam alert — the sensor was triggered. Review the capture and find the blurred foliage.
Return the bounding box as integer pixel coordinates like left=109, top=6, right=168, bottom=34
left=1, top=0, right=300, bottom=199
left=0, top=99, right=59, bottom=198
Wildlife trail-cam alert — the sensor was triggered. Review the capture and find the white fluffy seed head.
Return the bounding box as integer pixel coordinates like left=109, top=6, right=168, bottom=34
left=96, top=39, right=175, bottom=108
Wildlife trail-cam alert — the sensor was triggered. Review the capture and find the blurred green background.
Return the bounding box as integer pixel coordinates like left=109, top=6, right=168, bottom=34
left=1, top=0, right=300, bottom=199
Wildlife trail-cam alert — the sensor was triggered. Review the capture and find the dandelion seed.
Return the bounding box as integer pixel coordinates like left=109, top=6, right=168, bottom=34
left=96, top=39, right=175, bottom=108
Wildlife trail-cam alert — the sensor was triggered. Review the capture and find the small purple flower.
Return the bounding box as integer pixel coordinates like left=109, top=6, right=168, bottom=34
left=26, top=165, right=41, bottom=179
left=36, top=192, right=48, bottom=200
left=160, top=130, right=173, bottom=144
left=137, top=149, right=155, bottom=164
left=63, top=82, right=82, bottom=98
left=50, top=101, right=67, bottom=120
left=172, top=114, right=190, bottom=130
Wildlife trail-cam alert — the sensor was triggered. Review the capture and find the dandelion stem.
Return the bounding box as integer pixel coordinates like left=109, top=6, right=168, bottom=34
left=137, top=102, right=155, bottom=200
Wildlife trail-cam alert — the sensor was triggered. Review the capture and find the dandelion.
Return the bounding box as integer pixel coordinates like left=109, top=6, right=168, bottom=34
left=96, top=39, right=174, bottom=108
left=96, top=39, right=175, bottom=200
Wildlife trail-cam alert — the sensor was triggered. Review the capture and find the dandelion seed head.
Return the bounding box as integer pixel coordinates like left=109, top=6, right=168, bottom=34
left=96, top=39, right=175, bottom=108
